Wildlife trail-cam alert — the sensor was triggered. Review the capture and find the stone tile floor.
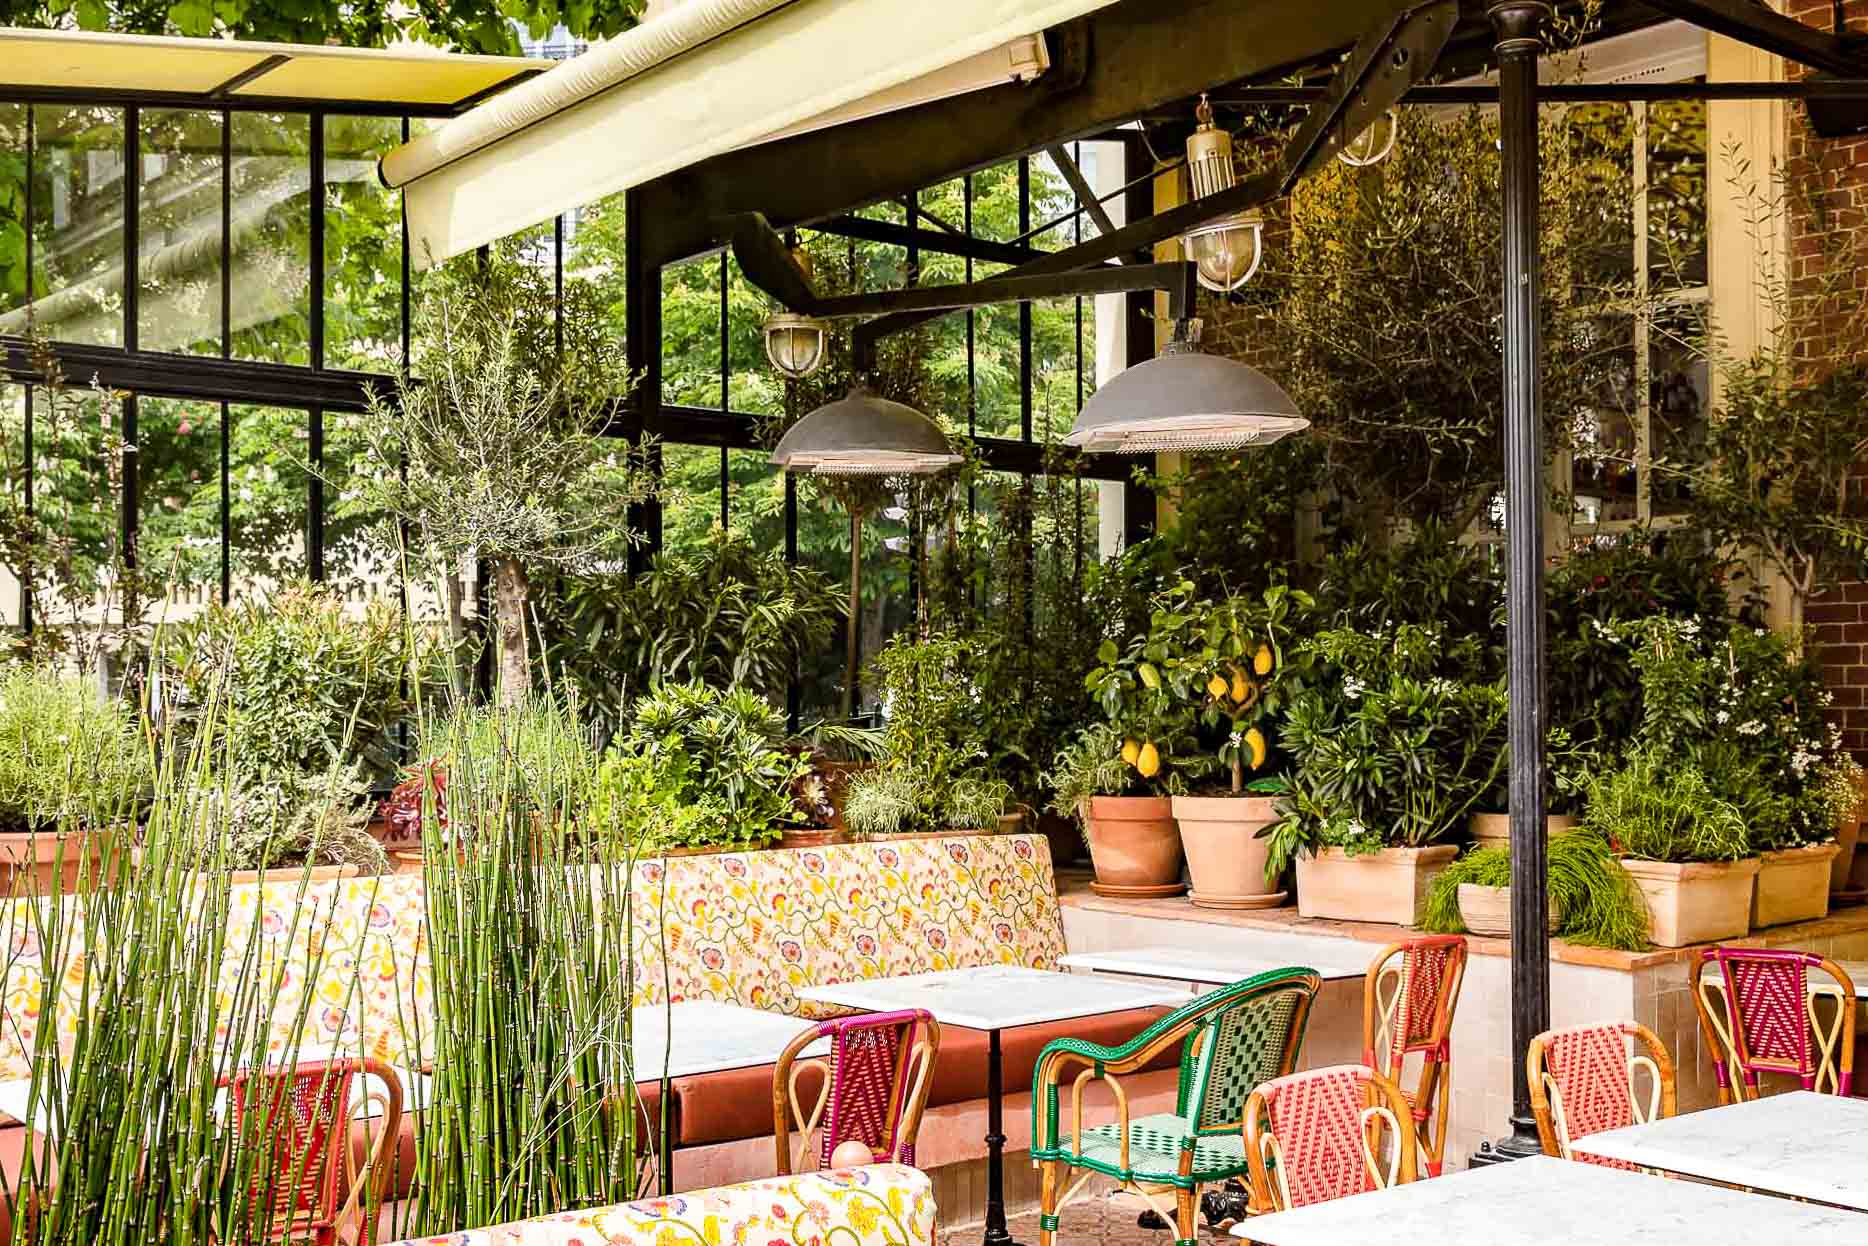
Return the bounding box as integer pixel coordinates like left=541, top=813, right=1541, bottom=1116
left=941, top=1192, right=1238, bottom=1246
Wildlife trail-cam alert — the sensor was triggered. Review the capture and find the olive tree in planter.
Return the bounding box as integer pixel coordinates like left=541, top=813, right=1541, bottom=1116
left=347, top=247, right=655, bottom=707
left=1142, top=581, right=1314, bottom=908
left=1265, top=623, right=1507, bottom=926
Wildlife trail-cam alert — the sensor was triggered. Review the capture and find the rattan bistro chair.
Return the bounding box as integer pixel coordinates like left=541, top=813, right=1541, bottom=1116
left=1242, top=1064, right=1418, bottom=1212
left=1693, top=946, right=1857, bottom=1102
left=773, top=1009, right=939, bottom=1174
left=1526, top=1021, right=1676, bottom=1167
left=1031, top=968, right=1320, bottom=1246
left=1362, top=935, right=1467, bottom=1177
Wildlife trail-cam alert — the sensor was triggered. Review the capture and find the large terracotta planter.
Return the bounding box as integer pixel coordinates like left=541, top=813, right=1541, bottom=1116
left=1467, top=813, right=1579, bottom=847
left=1831, top=818, right=1860, bottom=894
left=1621, top=857, right=1760, bottom=947
left=1294, top=844, right=1457, bottom=926
left=1172, top=794, right=1283, bottom=909
left=1751, top=843, right=1840, bottom=928
left=226, top=863, right=361, bottom=885
left=0, top=829, right=119, bottom=897
left=1082, top=796, right=1184, bottom=896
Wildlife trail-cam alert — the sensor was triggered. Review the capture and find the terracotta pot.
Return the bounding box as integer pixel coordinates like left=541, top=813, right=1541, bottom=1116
left=1620, top=857, right=1760, bottom=947
left=1467, top=813, right=1579, bottom=847
left=1036, top=812, right=1084, bottom=867
left=1082, top=796, right=1184, bottom=892
left=0, top=829, right=120, bottom=897
left=392, top=849, right=426, bottom=876
left=1294, top=845, right=1458, bottom=926
left=995, top=812, right=1024, bottom=836
left=1831, top=819, right=1860, bottom=894
left=1455, top=883, right=1561, bottom=938
left=1751, top=843, right=1839, bottom=928
left=1172, top=795, right=1282, bottom=908
left=225, top=863, right=361, bottom=885
left=778, top=826, right=848, bottom=850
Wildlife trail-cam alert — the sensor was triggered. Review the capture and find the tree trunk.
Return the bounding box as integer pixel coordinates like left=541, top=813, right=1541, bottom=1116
left=492, top=556, right=532, bottom=708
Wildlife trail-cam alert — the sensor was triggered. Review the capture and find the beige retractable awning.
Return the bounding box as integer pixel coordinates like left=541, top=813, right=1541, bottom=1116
left=381, top=0, right=1122, bottom=268
left=0, top=27, right=548, bottom=110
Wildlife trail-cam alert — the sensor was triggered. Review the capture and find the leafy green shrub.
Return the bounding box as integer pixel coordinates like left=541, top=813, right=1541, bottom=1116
left=1045, top=723, right=1143, bottom=829
left=596, top=682, right=805, bottom=852
left=161, top=580, right=417, bottom=781
left=0, top=666, right=150, bottom=832
left=1422, top=829, right=1650, bottom=950
left=842, top=768, right=919, bottom=837
left=851, top=632, right=1009, bottom=834
left=208, top=767, right=390, bottom=874
left=1584, top=750, right=1751, bottom=863
left=1265, top=623, right=1507, bottom=876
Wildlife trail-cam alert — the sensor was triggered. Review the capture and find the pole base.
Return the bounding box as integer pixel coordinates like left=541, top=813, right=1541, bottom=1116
left=1468, top=1117, right=1546, bottom=1167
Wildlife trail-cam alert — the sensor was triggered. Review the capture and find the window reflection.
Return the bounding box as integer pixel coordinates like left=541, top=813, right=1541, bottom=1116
left=10, top=105, right=126, bottom=348
left=228, top=113, right=310, bottom=366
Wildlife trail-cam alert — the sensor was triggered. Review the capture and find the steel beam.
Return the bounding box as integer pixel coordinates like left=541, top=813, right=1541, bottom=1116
left=1635, top=0, right=1868, bottom=77
left=1044, top=144, right=1125, bottom=254
left=0, top=338, right=382, bottom=410
left=634, top=0, right=1421, bottom=267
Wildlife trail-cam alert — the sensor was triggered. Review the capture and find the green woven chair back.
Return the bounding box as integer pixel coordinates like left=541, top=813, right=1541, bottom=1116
left=1182, top=974, right=1313, bottom=1135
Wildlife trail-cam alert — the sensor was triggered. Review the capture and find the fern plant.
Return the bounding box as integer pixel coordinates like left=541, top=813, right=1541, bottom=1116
left=1422, top=829, right=1651, bottom=950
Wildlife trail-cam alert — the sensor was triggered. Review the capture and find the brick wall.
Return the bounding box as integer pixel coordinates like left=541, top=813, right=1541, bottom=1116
left=1786, top=0, right=1868, bottom=759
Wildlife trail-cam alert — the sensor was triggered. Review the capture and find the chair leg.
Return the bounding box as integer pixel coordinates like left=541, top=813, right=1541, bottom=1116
left=1038, top=1162, right=1059, bottom=1246
left=1174, top=1186, right=1195, bottom=1246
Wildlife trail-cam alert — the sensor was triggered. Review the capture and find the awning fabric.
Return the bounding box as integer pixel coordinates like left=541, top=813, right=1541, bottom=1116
left=0, top=27, right=547, bottom=109
left=382, top=0, right=1121, bottom=268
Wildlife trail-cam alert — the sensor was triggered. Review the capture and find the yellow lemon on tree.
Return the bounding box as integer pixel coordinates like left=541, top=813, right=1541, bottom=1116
left=1244, top=727, right=1268, bottom=770
left=1121, top=738, right=1142, bottom=766
left=1229, top=668, right=1251, bottom=704
left=1253, top=644, right=1274, bottom=676
left=1138, top=662, right=1162, bottom=691
left=1206, top=674, right=1230, bottom=701
left=1136, top=741, right=1162, bottom=778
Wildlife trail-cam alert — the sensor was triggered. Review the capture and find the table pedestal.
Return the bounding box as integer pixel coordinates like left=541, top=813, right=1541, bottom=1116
left=982, top=1028, right=1023, bottom=1246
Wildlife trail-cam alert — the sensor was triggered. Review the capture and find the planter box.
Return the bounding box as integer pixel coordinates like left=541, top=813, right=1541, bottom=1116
left=1083, top=796, right=1184, bottom=896
left=1831, top=819, right=1859, bottom=894
left=1294, top=845, right=1457, bottom=926
left=1467, top=813, right=1578, bottom=847
left=0, top=829, right=119, bottom=897
left=1621, top=857, right=1760, bottom=947
left=1173, top=794, right=1283, bottom=909
left=1456, top=883, right=1561, bottom=938
left=1751, top=843, right=1840, bottom=928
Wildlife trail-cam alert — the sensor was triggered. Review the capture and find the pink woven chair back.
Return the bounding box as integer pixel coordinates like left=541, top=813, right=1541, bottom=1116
left=1374, top=936, right=1464, bottom=1072
left=224, top=1060, right=355, bottom=1238
left=1252, top=1065, right=1385, bottom=1208
left=819, top=1009, right=933, bottom=1167
left=1539, top=1024, right=1641, bottom=1169
left=1707, top=948, right=1820, bottom=1091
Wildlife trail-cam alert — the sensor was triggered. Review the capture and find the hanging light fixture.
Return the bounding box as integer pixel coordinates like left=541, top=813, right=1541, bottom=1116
left=1180, top=95, right=1263, bottom=294
left=770, top=384, right=962, bottom=476
left=1337, top=108, right=1398, bottom=167
left=1065, top=320, right=1307, bottom=454
left=764, top=312, right=829, bottom=378
left=762, top=246, right=829, bottom=378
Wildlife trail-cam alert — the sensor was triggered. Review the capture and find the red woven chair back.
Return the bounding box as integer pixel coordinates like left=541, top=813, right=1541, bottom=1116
left=1709, top=948, right=1817, bottom=1089
left=1366, top=936, right=1466, bottom=1074
left=1537, top=1024, right=1640, bottom=1169
left=224, top=1059, right=354, bottom=1239
left=775, top=1008, right=939, bottom=1173
left=1244, top=1064, right=1415, bottom=1210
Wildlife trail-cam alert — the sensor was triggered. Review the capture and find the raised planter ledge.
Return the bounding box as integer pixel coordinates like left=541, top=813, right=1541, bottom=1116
left=1056, top=875, right=1868, bottom=970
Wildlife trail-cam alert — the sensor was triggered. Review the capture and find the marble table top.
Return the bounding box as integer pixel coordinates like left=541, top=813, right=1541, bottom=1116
left=1059, top=944, right=1366, bottom=984
left=1572, top=1090, right=1868, bottom=1210
left=1698, top=958, right=1868, bottom=999
left=627, top=999, right=825, bottom=1082
left=799, top=965, right=1190, bottom=1031
left=1229, top=1154, right=1865, bottom=1245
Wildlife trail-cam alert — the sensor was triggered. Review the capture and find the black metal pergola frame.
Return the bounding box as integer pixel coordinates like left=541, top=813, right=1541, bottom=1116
left=5, top=0, right=1868, bottom=1174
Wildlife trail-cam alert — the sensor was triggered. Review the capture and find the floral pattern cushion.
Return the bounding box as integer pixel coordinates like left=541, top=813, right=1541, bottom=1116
left=385, top=1164, right=937, bottom=1246
left=0, top=834, right=1063, bottom=1084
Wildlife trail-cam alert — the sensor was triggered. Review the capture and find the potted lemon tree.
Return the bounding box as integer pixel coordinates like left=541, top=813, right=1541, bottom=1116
left=1145, top=582, right=1314, bottom=908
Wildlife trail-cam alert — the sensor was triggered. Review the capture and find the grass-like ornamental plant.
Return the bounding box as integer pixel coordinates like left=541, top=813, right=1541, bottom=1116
left=1422, top=828, right=1651, bottom=950
left=1583, top=749, right=1752, bottom=863
left=0, top=665, right=150, bottom=834
left=412, top=699, right=645, bottom=1232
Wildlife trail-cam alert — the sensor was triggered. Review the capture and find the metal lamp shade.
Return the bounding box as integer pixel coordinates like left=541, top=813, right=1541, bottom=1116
left=1065, top=348, right=1308, bottom=454
left=770, top=385, right=963, bottom=475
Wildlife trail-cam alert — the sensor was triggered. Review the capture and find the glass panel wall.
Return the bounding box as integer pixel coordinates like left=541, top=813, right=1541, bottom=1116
left=138, top=110, right=223, bottom=356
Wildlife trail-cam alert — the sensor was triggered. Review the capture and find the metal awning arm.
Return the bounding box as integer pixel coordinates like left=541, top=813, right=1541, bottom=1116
left=1637, top=0, right=1868, bottom=78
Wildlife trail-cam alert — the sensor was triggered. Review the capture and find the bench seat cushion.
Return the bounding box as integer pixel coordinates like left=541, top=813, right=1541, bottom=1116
left=672, top=1006, right=1178, bottom=1146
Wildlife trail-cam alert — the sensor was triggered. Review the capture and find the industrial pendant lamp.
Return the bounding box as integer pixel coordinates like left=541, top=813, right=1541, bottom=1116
left=770, top=383, right=962, bottom=476
left=762, top=247, right=829, bottom=378
left=1064, top=320, right=1307, bottom=454
left=1179, top=96, right=1264, bottom=294
left=1338, top=108, right=1398, bottom=167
